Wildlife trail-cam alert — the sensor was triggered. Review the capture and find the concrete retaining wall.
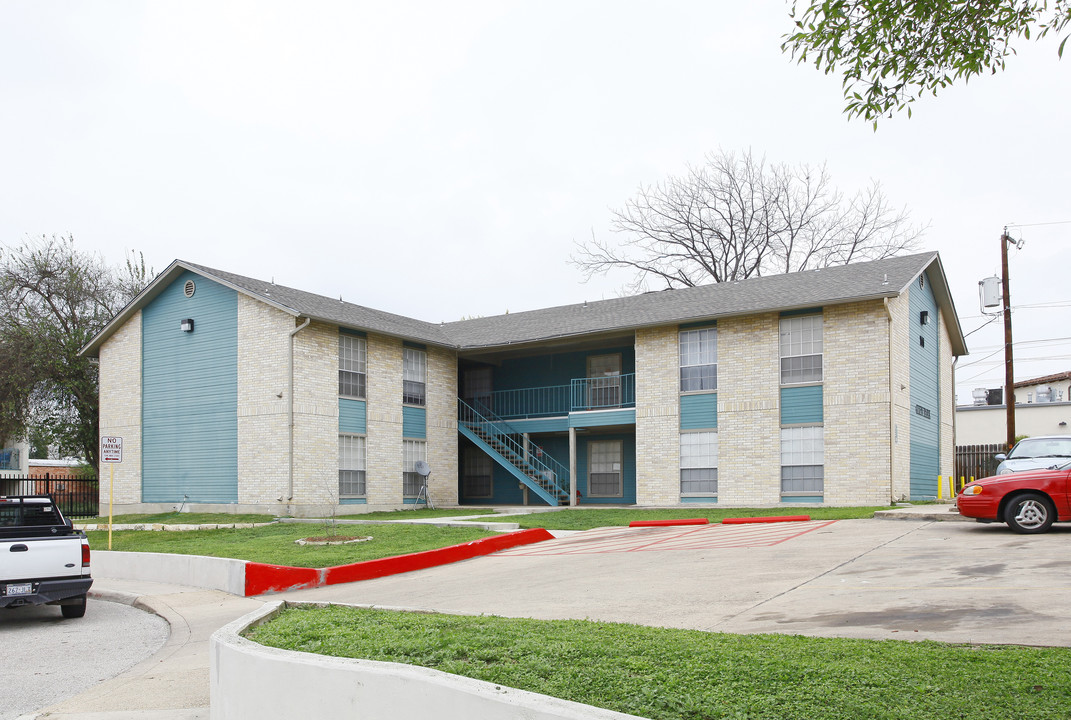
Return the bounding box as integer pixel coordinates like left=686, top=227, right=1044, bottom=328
left=94, top=550, right=247, bottom=596
left=211, top=602, right=648, bottom=720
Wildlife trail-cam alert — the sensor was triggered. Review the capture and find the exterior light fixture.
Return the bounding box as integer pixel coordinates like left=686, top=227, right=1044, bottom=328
left=919, top=310, right=930, bottom=325
left=180, top=318, right=195, bottom=333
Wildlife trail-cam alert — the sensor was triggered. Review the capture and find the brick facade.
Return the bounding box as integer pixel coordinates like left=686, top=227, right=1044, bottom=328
left=236, top=296, right=291, bottom=508
left=718, top=313, right=782, bottom=504
left=97, top=309, right=142, bottom=506
left=634, top=326, right=679, bottom=505
left=824, top=301, right=894, bottom=505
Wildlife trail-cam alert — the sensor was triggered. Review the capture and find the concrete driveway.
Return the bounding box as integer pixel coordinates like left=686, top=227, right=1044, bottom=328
left=283, top=518, right=1071, bottom=647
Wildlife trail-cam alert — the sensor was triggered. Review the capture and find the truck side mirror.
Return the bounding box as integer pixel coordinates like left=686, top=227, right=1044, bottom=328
left=994, top=453, right=1007, bottom=462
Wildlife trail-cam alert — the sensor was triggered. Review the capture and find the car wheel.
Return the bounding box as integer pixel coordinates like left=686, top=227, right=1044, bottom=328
left=60, top=594, right=87, bottom=619
left=1004, top=493, right=1055, bottom=534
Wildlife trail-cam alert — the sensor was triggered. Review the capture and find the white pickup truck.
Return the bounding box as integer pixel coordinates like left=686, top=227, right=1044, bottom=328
left=0, top=495, right=93, bottom=618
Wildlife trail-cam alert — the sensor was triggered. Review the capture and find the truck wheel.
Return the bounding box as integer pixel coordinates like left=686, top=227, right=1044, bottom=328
left=1004, top=493, right=1055, bottom=534
left=61, top=594, right=87, bottom=619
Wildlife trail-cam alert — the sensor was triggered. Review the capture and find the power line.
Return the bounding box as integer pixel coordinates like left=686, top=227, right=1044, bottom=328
left=1005, top=220, right=1071, bottom=229
left=960, top=301, right=1071, bottom=320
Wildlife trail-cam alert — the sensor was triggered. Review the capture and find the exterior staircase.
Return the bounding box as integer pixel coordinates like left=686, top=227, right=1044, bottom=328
left=457, top=398, right=571, bottom=506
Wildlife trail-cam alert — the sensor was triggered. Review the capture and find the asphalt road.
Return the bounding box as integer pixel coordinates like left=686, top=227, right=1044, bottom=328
left=0, top=596, right=168, bottom=720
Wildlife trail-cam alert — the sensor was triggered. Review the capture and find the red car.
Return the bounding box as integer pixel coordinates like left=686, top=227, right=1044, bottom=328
left=956, top=462, right=1071, bottom=533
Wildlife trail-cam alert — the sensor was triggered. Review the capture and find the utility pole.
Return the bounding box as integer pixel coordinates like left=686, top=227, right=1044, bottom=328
left=1000, top=230, right=1016, bottom=450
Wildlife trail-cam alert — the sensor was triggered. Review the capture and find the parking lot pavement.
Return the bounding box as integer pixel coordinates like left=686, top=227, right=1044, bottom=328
left=282, top=519, right=1071, bottom=647
left=0, top=598, right=168, bottom=720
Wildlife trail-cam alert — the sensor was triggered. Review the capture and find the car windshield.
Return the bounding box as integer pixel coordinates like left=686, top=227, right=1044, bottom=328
left=1007, top=437, right=1071, bottom=460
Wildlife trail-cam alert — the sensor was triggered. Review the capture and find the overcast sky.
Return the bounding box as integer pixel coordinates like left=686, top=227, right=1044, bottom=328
left=2, top=2, right=1068, bottom=404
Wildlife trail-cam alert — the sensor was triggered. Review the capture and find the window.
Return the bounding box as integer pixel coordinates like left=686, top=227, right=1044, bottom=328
left=402, top=439, right=427, bottom=497
left=680, top=328, right=717, bottom=392
left=588, top=354, right=622, bottom=408
left=403, top=347, right=426, bottom=406
left=588, top=439, right=623, bottom=497
left=463, top=447, right=493, bottom=498
left=780, top=315, right=822, bottom=384
left=338, top=334, right=366, bottom=399
left=781, top=426, right=824, bottom=497
left=339, top=435, right=366, bottom=497
left=680, top=432, right=718, bottom=495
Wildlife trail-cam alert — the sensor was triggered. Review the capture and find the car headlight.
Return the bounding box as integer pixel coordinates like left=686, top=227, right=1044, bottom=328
left=961, top=485, right=983, bottom=495
left=997, top=467, right=1014, bottom=475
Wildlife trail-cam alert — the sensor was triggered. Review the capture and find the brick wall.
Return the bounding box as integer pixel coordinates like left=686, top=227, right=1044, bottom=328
left=824, top=301, right=894, bottom=505
left=365, top=334, right=404, bottom=506
left=427, top=345, right=459, bottom=507
left=634, top=326, right=679, bottom=505
left=97, top=310, right=142, bottom=505
left=887, top=293, right=913, bottom=500
left=237, top=296, right=292, bottom=507
left=290, top=321, right=344, bottom=515
left=718, top=313, right=782, bottom=504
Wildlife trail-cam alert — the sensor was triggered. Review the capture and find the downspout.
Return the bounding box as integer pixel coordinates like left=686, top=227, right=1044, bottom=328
left=884, top=298, right=896, bottom=502
left=288, top=317, right=312, bottom=507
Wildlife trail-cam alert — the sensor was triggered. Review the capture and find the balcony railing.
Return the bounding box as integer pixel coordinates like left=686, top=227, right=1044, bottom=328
left=571, top=374, right=635, bottom=412
left=473, top=374, right=635, bottom=420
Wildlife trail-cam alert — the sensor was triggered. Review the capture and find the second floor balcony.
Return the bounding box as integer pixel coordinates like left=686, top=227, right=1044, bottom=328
left=473, top=373, right=636, bottom=421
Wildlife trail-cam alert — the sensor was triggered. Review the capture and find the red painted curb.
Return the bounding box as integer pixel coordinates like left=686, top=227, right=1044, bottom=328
left=721, top=515, right=811, bottom=525
left=244, top=528, right=554, bottom=596
left=629, top=519, right=709, bottom=527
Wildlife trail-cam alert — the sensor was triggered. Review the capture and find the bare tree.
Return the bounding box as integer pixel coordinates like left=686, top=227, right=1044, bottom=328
left=573, top=149, right=924, bottom=293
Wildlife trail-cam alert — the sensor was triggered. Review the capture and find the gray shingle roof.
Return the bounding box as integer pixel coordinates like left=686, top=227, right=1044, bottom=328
left=443, top=252, right=951, bottom=349
left=82, top=251, right=965, bottom=357
left=180, top=262, right=455, bottom=347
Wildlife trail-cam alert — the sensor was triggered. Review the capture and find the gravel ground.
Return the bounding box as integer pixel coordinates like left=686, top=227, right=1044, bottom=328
left=0, top=597, right=168, bottom=720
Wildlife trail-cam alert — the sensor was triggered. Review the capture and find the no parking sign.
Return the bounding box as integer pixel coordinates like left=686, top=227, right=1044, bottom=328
left=101, top=436, right=123, bottom=463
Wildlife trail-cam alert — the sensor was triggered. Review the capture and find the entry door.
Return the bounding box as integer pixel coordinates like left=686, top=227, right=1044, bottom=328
left=587, top=354, right=621, bottom=409
left=462, top=367, right=493, bottom=414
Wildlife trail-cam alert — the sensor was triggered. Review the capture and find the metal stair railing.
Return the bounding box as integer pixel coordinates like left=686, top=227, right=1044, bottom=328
left=458, top=398, right=570, bottom=503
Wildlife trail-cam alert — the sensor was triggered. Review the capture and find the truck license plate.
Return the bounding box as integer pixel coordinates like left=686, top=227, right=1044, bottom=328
left=6, top=583, right=32, bottom=596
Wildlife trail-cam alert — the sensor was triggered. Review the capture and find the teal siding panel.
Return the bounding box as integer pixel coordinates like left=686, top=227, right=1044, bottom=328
left=570, top=409, right=636, bottom=429
left=680, top=393, right=717, bottom=430
left=781, top=386, right=823, bottom=425
left=909, top=274, right=941, bottom=499
left=402, top=406, right=426, bottom=439
left=681, top=496, right=718, bottom=503
left=781, top=307, right=823, bottom=317
left=142, top=271, right=237, bottom=503
left=494, top=346, right=635, bottom=391
left=339, top=399, right=367, bottom=434
left=679, top=320, right=717, bottom=330
left=340, top=497, right=367, bottom=505
left=783, top=496, right=824, bottom=503
left=504, top=417, right=570, bottom=434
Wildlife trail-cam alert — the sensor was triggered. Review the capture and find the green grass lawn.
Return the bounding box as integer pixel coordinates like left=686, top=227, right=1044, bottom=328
left=86, top=523, right=497, bottom=567
left=85, top=512, right=276, bottom=525
left=336, top=508, right=499, bottom=520
left=247, top=605, right=1071, bottom=720
left=484, top=506, right=889, bottom=531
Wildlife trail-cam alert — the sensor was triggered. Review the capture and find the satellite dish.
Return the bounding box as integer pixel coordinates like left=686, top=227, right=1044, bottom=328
left=414, top=461, right=431, bottom=478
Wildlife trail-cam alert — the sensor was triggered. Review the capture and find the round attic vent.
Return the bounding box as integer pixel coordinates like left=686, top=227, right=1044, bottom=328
left=184, top=280, right=196, bottom=298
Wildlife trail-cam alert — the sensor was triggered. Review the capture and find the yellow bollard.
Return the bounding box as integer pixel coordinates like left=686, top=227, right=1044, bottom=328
left=937, top=476, right=943, bottom=500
